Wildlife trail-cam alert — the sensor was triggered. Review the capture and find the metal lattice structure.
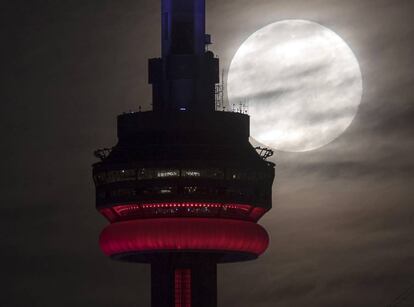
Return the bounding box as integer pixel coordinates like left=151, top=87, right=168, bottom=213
left=255, top=146, right=274, bottom=160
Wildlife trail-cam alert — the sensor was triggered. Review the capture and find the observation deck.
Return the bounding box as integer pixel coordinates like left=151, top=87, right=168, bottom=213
left=93, top=111, right=274, bottom=224
left=93, top=110, right=275, bottom=262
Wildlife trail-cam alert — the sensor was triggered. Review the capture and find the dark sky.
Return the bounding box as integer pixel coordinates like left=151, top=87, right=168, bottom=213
left=2, top=0, right=414, bottom=306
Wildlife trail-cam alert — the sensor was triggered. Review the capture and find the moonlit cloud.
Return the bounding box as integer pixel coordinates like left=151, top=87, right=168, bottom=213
left=3, top=1, right=414, bottom=307
left=228, top=20, right=363, bottom=152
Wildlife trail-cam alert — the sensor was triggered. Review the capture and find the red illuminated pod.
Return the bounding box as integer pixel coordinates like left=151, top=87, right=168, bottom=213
left=100, top=218, right=269, bottom=257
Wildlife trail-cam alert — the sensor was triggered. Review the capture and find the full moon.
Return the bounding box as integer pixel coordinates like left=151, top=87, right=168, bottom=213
left=227, top=20, right=363, bottom=152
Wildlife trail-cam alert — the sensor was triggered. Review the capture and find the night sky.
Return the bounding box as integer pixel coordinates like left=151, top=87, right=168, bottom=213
left=2, top=0, right=414, bottom=306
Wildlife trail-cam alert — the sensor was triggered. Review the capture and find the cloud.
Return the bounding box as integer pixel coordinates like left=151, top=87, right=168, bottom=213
left=2, top=0, right=414, bottom=307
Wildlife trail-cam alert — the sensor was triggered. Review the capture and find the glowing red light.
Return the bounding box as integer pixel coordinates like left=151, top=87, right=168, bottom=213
left=99, top=203, right=267, bottom=222
left=249, top=207, right=267, bottom=221
left=175, top=269, right=191, bottom=307
left=99, top=208, right=118, bottom=221
left=99, top=218, right=269, bottom=257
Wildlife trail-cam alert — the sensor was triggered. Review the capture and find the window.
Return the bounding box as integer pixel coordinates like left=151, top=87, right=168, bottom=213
left=203, top=168, right=224, bottom=179
left=93, top=173, right=107, bottom=185
left=106, top=170, right=136, bottom=183
left=183, top=170, right=201, bottom=177
left=119, top=169, right=136, bottom=181
left=157, top=170, right=179, bottom=178
left=184, top=186, right=197, bottom=194
left=110, top=171, right=118, bottom=182
left=110, top=188, right=136, bottom=198
left=159, top=187, right=173, bottom=194
left=182, top=168, right=224, bottom=179
left=137, top=168, right=157, bottom=180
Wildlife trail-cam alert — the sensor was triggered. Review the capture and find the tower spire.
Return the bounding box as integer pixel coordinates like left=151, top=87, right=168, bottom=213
left=149, top=0, right=219, bottom=113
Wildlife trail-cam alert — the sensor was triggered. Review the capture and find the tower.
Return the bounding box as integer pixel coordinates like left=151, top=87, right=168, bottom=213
left=92, top=1, right=275, bottom=306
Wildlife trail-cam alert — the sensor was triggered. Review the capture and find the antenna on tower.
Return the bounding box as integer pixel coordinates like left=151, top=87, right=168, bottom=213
left=244, top=99, right=249, bottom=114
left=215, top=69, right=225, bottom=111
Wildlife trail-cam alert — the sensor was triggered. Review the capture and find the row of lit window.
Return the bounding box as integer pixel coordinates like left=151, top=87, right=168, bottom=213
left=93, top=167, right=271, bottom=185
left=97, top=185, right=267, bottom=202
left=99, top=203, right=266, bottom=222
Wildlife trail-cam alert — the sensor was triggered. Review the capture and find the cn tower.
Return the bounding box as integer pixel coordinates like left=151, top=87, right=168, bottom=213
left=92, top=0, right=275, bottom=306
